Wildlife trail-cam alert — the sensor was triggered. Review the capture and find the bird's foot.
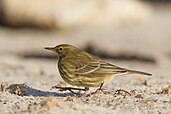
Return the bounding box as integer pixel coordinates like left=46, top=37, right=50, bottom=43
left=51, top=86, right=87, bottom=94
left=95, top=88, right=108, bottom=93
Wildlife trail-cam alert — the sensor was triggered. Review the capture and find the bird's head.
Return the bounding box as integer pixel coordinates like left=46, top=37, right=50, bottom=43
left=45, top=44, right=78, bottom=58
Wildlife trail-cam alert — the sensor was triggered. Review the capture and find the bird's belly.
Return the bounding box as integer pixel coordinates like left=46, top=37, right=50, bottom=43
left=61, top=72, right=114, bottom=87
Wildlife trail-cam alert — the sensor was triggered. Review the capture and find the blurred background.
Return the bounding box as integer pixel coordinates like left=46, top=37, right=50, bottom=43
left=0, top=0, right=171, bottom=84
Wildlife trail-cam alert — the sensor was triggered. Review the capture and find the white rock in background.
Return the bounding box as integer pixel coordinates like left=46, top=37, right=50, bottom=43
left=1, top=0, right=153, bottom=29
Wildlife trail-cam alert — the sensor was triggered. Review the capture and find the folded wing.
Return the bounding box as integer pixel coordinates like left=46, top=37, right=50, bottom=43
left=75, top=61, right=127, bottom=75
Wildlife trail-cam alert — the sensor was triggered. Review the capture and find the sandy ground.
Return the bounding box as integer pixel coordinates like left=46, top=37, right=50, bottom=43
left=0, top=4, right=171, bottom=114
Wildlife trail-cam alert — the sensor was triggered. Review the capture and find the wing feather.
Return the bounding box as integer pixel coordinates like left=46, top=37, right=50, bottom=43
left=75, top=62, right=100, bottom=74
left=74, top=61, right=127, bottom=75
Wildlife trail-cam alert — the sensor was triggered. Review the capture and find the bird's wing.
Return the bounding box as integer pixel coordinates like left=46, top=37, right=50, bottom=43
left=74, top=61, right=100, bottom=74
left=93, top=62, right=127, bottom=74
left=74, top=61, right=127, bottom=75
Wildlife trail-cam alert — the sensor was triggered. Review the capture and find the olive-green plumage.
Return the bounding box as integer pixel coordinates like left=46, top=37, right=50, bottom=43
left=45, top=44, right=152, bottom=91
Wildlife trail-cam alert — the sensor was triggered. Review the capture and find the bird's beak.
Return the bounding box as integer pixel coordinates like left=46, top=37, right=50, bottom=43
left=44, top=47, right=56, bottom=52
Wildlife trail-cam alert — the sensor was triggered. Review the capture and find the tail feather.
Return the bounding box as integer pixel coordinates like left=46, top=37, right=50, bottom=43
left=126, top=69, right=152, bottom=76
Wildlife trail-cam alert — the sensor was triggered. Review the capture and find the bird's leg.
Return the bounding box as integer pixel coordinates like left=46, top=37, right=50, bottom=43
left=84, top=83, right=104, bottom=97
left=95, top=83, right=104, bottom=93
left=51, top=86, right=88, bottom=94
left=68, top=87, right=89, bottom=94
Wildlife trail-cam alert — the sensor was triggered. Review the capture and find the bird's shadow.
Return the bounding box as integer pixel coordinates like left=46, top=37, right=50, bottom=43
left=4, top=83, right=75, bottom=97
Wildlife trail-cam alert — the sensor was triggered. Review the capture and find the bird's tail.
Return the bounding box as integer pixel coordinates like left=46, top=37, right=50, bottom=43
left=126, top=69, right=152, bottom=76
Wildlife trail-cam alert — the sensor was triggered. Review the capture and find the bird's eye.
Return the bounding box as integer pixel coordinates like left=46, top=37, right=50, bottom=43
left=59, top=47, right=63, bottom=52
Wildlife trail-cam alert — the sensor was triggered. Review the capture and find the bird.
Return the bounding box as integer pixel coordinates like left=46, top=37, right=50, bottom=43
left=45, top=44, right=152, bottom=93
